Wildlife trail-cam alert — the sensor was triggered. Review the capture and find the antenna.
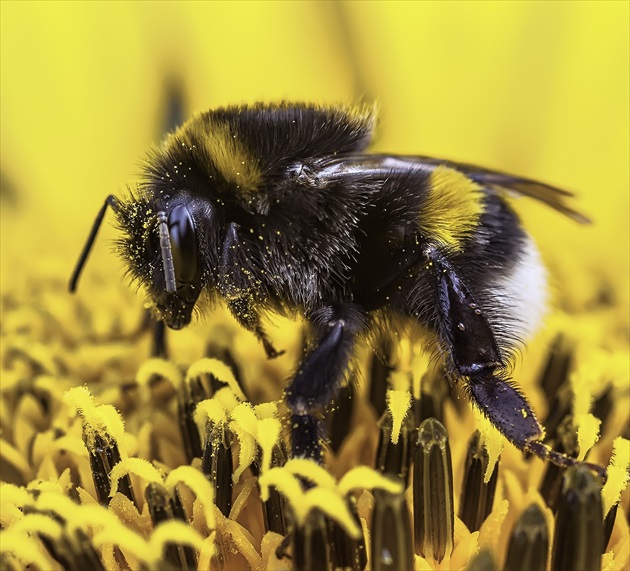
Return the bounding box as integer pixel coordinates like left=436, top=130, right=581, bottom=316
left=69, top=195, right=119, bottom=293
left=157, top=211, right=177, bottom=293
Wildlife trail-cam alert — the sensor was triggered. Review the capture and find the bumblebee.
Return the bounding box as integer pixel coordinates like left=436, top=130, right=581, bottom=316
left=70, top=102, right=597, bottom=470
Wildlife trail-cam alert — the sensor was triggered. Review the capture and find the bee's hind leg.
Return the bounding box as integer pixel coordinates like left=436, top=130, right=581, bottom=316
left=286, top=305, right=364, bottom=462
left=428, top=248, right=605, bottom=475
left=427, top=249, right=547, bottom=449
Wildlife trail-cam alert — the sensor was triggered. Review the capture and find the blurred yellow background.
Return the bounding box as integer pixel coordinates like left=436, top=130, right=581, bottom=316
left=1, top=0, right=628, bottom=311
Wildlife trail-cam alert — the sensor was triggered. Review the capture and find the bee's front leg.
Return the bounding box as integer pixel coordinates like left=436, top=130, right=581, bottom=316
left=220, top=222, right=284, bottom=359
left=286, top=305, right=364, bottom=462
left=226, top=295, right=285, bottom=359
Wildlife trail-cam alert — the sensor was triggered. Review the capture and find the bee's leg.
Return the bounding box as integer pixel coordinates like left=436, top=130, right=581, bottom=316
left=428, top=249, right=604, bottom=474
left=429, top=250, right=545, bottom=444
left=286, top=306, right=362, bottom=462
left=150, top=318, right=168, bottom=358
left=128, top=310, right=168, bottom=357
left=226, top=295, right=285, bottom=359
left=220, top=222, right=284, bottom=358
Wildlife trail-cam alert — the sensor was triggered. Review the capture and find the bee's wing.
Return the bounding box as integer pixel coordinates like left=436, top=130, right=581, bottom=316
left=406, top=155, right=591, bottom=224
left=319, top=154, right=591, bottom=224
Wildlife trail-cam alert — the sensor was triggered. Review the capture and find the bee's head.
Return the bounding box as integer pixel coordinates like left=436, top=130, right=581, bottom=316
left=115, top=196, right=204, bottom=330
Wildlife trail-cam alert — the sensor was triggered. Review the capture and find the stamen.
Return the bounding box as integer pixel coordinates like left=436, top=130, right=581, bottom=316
left=539, top=334, right=574, bottom=400
left=205, top=344, right=245, bottom=393
left=150, top=521, right=205, bottom=568
left=602, top=503, right=618, bottom=552
left=109, top=457, right=162, bottom=497
left=251, top=443, right=288, bottom=535
left=64, top=386, right=135, bottom=507
left=164, top=466, right=216, bottom=530
left=136, top=357, right=182, bottom=389
left=414, top=367, right=447, bottom=426
left=538, top=415, right=578, bottom=511
left=187, top=357, right=247, bottom=402
left=503, top=504, right=548, bottom=571
left=370, top=486, right=414, bottom=571
left=328, top=495, right=367, bottom=571
left=201, top=420, right=233, bottom=518
left=413, top=417, right=454, bottom=562
left=21, top=507, right=106, bottom=571
left=229, top=402, right=260, bottom=483
left=177, top=370, right=213, bottom=463
left=458, top=431, right=498, bottom=532
left=466, top=548, right=497, bottom=570
left=144, top=483, right=198, bottom=569
left=551, top=465, right=603, bottom=571
left=73, top=527, right=107, bottom=570
left=11, top=512, right=68, bottom=569
left=0, top=530, right=55, bottom=570
left=293, top=509, right=331, bottom=571
left=386, top=389, right=412, bottom=445
left=374, top=407, right=414, bottom=485
left=591, top=385, right=613, bottom=435
left=542, top=386, right=572, bottom=446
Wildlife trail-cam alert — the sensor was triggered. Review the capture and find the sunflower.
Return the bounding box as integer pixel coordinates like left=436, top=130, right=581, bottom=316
left=1, top=2, right=628, bottom=570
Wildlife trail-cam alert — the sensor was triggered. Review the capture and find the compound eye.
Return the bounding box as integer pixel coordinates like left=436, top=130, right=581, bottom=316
left=168, top=204, right=200, bottom=285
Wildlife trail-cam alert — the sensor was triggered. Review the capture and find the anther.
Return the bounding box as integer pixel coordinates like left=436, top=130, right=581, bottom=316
left=328, top=496, right=367, bottom=571
left=503, top=503, right=548, bottom=571
left=458, top=431, right=498, bottom=532
left=293, top=509, right=330, bottom=571
left=413, top=418, right=454, bottom=562
left=200, top=421, right=233, bottom=518
left=466, top=548, right=497, bottom=570
left=371, top=485, right=414, bottom=571
left=177, top=374, right=213, bottom=463
left=145, top=483, right=197, bottom=570
left=539, top=334, right=574, bottom=400
left=251, top=443, right=288, bottom=535
left=551, top=465, right=603, bottom=571
left=374, top=408, right=414, bottom=485
left=86, top=432, right=135, bottom=507
left=539, top=415, right=578, bottom=512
